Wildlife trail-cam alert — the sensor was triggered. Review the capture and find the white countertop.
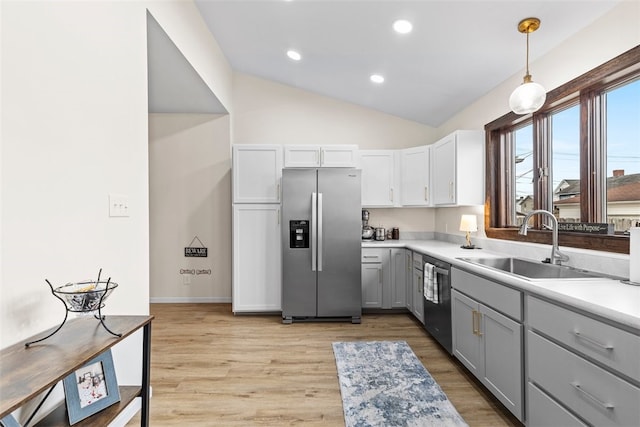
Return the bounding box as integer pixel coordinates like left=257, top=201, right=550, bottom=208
left=363, top=239, right=640, bottom=331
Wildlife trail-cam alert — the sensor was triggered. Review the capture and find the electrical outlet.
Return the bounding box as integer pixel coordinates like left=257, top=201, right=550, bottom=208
left=109, top=194, right=130, bottom=217
left=182, top=274, right=191, bottom=285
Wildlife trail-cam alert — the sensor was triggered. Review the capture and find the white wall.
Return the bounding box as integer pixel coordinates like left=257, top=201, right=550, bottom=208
left=436, top=0, right=640, bottom=243
left=1, top=4, right=232, bottom=421
left=233, top=73, right=436, bottom=148
left=366, top=208, right=435, bottom=234
left=149, top=113, right=231, bottom=302
left=1, top=0, right=150, bottom=348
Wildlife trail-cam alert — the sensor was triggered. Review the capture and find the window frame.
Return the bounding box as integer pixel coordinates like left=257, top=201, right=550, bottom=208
left=484, top=45, right=640, bottom=255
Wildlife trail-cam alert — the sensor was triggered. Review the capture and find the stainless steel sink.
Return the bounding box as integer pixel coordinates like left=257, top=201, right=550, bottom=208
left=458, top=257, right=611, bottom=280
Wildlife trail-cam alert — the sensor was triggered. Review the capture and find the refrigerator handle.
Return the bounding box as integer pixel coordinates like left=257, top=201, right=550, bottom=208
left=311, top=192, right=317, bottom=271
left=318, top=192, right=323, bottom=271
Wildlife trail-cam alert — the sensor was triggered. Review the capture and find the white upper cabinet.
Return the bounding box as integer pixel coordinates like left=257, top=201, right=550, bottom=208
left=400, top=145, right=431, bottom=206
left=283, top=145, right=358, bottom=168
left=432, top=130, right=484, bottom=206
left=232, top=145, right=282, bottom=203
left=359, top=150, right=399, bottom=207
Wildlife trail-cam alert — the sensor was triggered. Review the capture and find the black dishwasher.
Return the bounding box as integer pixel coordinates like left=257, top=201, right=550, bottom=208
left=423, top=254, right=452, bottom=354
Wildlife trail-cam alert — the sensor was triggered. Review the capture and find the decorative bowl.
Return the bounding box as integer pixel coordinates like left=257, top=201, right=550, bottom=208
left=53, top=281, right=118, bottom=312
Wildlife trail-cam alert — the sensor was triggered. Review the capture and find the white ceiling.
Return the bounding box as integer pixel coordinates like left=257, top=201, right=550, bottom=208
left=147, top=12, right=227, bottom=114
left=193, top=0, right=620, bottom=127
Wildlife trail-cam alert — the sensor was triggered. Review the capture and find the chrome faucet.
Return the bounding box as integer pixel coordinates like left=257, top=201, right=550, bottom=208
left=518, top=209, right=569, bottom=265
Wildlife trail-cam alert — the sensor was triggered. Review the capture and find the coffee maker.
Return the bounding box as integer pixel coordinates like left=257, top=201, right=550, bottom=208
left=361, top=209, right=374, bottom=239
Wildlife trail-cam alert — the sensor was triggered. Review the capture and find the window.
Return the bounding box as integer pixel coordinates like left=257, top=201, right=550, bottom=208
left=604, top=78, right=640, bottom=232
left=513, top=123, right=534, bottom=225
left=485, top=45, right=640, bottom=254
left=551, top=103, right=580, bottom=223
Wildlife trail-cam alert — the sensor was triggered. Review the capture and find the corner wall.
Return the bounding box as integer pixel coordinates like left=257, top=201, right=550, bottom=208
left=1, top=0, right=150, bottom=349
left=149, top=113, right=232, bottom=302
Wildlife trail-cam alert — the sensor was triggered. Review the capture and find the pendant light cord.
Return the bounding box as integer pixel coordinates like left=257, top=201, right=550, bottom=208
left=525, top=29, right=530, bottom=76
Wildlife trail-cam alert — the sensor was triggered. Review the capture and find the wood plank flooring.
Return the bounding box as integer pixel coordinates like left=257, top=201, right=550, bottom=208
left=127, top=304, right=521, bottom=426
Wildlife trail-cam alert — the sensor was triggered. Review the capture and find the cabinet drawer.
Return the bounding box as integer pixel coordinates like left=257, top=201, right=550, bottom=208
left=528, top=296, right=640, bottom=381
left=451, top=268, right=522, bottom=321
left=412, top=251, right=423, bottom=269
left=527, top=382, right=587, bottom=427
left=528, top=331, right=640, bottom=427
left=361, top=248, right=386, bottom=263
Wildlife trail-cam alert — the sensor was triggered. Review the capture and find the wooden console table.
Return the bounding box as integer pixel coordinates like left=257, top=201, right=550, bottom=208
left=0, top=315, right=153, bottom=426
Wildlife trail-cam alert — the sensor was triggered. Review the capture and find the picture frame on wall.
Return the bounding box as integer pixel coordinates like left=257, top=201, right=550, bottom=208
left=62, top=349, right=121, bottom=425
left=0, top=414, right=21, bottom=427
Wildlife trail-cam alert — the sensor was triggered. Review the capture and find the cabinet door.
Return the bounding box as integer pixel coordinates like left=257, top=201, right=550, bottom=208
left=401, top=146, right=430, bottom=206
left=360, top=150, right=397, bottom=207
left=480, top=304, right=523, bottom=420
left=321, top=145, right=358, bottom=167
left=412, top=267, right=424, bottom=324
left=432, top=135, right=456, bottom=205
left=390, top=249, right=407, bottom=308
left=361, top=263, right=383, bottom=308
left=284, top=145, right=320, bottom=167
left=452, top=290, right=482, bottom=376
left=232, top=205, right=282, bottom=312
left=233, top=145, right=282, bottom=203
left=405, top=252, right=414, bottom=312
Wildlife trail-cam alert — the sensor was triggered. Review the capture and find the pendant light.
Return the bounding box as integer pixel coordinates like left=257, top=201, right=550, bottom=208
left=509, top=17, right=546, bottom=115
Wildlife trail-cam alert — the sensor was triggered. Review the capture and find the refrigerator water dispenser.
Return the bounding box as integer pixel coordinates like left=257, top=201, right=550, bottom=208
left=289, top=220, right=309, bottom=248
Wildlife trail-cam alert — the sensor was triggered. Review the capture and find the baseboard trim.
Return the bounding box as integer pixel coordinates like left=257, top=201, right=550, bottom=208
left=150, top=297, right=232, bottom=303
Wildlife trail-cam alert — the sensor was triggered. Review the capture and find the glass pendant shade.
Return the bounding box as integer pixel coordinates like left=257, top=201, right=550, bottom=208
left=509, top=79, right=546, bottom=114
left=510, top=18, right=545, bottom=115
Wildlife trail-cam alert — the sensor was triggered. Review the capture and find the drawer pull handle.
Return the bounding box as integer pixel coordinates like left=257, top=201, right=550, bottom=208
left=363, top=256, right=378, bottom=259
left=573, top=331, right=614, bottom=350
left=571, top=382, right=615, bottom=410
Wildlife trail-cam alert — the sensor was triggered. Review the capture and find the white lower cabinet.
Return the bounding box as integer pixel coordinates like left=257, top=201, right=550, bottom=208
left=526, top=296, right=640, bottom=427
left=232, top=204, right=281, bottom=312
left=452, top=268, right=523, bottom=421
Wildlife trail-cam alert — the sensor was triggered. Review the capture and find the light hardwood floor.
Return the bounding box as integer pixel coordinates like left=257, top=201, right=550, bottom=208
left=127, top=303, right=521, bottom=426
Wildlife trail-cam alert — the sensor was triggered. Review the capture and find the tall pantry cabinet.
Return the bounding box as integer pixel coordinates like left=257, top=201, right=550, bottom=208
left=232, top=145, right=283, bottom=312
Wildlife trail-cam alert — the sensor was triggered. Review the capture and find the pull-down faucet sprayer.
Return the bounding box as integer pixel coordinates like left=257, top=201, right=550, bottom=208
left=518, top=209, right=569, bottom=265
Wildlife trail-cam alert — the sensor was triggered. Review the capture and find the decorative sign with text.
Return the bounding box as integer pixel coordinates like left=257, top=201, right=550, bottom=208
left=184, top=236, right=208, bottom=257
left=557, top=222, right=613, bottom=234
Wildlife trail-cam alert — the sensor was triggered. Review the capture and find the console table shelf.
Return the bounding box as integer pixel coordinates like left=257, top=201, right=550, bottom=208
left=0, top=315, right=153, bottom=426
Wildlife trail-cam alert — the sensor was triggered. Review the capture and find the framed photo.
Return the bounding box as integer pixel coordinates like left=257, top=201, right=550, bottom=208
left=62, top=349, right=120, bottom=425
left=0, top=414, right=21, bottom=427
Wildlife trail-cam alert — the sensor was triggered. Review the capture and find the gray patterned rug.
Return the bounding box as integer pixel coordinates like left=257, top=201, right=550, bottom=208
left=332, top=340, right=468, bottom=427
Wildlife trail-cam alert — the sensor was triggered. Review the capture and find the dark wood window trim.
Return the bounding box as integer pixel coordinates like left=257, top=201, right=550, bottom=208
left=484, top=45, right=640, bottom=255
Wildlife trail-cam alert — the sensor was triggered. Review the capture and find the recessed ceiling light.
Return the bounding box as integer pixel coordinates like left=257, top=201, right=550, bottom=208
left=287, top=50, right=301, bottom=61
left=393, top=19, right=413, bottom=34
left=370, top=74, right=385, bottom=84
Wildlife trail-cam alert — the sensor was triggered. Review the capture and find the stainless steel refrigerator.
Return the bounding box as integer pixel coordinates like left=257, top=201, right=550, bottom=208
left=281, top=168, right=362, bottom=324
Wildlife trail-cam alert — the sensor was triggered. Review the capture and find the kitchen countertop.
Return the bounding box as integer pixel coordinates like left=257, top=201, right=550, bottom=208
left=362, top=239, right=640, bottom=331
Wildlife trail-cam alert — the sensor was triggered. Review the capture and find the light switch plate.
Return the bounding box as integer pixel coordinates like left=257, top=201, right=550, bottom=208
left=109, top=194, right=130, bottom=217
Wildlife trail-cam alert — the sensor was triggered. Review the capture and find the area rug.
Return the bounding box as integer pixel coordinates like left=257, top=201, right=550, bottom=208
left=332, top=340, right=468, bottom=427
